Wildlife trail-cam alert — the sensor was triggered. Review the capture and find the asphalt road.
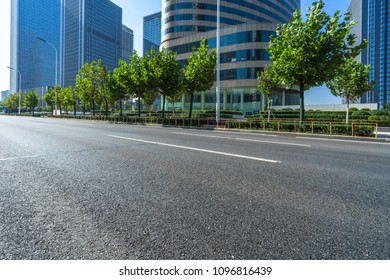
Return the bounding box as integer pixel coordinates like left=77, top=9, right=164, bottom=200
left=0, top=116, right=389, bottom=260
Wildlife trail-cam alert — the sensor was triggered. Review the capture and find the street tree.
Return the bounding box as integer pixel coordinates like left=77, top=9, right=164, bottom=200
left=184, top=39, right=216, bottom=119
left=150, top=48, right=183, bottom=118
left=59, top=86, right=78, bottom=115
left=326, top=59, right=374, bottom=123
left=109, top=60, right=131, bottom=116
left=122, top=51, right=150, bottom=117
left=100, top=72, right=111, bottom=116
left=42, top=88, right=55, bottom=112
left=257, top=65, right=280, bottom=122
left=23, top=89, right=39, bottom=115
left=76, top=59, right=108, bottom=116
left=267, top=0, right=367, bottom=126
left=2, top=93, right=20, bottom=112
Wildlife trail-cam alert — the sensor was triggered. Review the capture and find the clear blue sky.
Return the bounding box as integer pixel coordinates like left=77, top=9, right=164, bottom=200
left=1, top=0, right=351, bottom=104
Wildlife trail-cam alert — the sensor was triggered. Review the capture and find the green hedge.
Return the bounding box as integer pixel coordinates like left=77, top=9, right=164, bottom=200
left=225, top=120, right=376, bottom=137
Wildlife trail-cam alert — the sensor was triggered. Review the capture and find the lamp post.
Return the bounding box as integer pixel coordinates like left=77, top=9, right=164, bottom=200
left=216, top=0, right=221, bottom=122
left=7, top=66, right=22, bottom=115
left=36, top=36, right=58, bottom=115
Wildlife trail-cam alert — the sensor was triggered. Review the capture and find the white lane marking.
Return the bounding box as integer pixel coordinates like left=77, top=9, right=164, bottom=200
left=108, top=135, right=281, bottom=163
left=296, top=137, right=390, bottom=145
left=173, top=132, right=311, bottom=147
left=0, top=155, right=40, bottom=161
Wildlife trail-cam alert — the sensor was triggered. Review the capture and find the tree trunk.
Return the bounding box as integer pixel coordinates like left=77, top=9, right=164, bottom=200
left=73, top=103, right=76, bottom=116
left=346, top=100, right=350, bottom=124
left=267, top=97, right=271, bottom=123
left=105, top=98, right=108, bottom=116
left=189, top=93, right=194, bottom=119
left=299, top=83, right=305, bottom=129
left=138, top=97, right=141, bottom=117
left=162, top=95, right=166, bottom=118
left=83, top=104, right=86, bottom=115
left=119, top=100, right=123, bottom=117
left=92, top=101, right=95, bottom=116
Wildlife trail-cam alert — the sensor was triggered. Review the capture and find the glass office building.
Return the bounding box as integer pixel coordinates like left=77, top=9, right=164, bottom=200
left=143, top=12, right=162, bottom=55
left=122, top=25, right=134, bottom=63
left=10, top=0, right=61, bottom=93
left=349, top=0, right=389, bottom=109
left=61, top=0, right=122, bottom=87
left=161, top=0, right=300, bottom=114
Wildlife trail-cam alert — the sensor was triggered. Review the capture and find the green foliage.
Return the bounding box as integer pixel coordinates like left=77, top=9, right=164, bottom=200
left=59, top=86, right=77, bottom=114
left=257, top=65, right=279, bottom=101
left=267, top=0, right=366, bottom=125
left=257, top=65, right=280, bottom=117
left=23, top=89, right=39, bottom=115
left=327, top=59, right=374, bottom=102
left=114, top=50, right=151, bottom=116
left=368, top=115, right=379, bottom=121
left=184, top=38, right=217, bottom=118
left=76, top=59, right=108, bottom=116
left=42, top=88, right=56, bottom=111
left=2, top=93, right=21, bottom=111
left=150, top=48, right=183, bottom=117
left=326, top=58, right=374, bottom=123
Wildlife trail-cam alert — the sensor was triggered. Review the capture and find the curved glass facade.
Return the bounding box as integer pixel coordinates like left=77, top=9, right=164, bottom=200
left=161, top=0, right=300, bottom=114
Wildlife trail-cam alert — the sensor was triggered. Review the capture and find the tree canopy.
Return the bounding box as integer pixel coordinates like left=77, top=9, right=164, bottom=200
left=184, top=38, right=216, bottom=118
left=150, top=48, right=183, bottom=117
left=326, top=59, right=374, bottom=123
left=23, top=89, right=39, bottom=115
left=2, top=93, right=21, bottom=112
left=76, top=59, right=108, bottom=116
left=257, top=65, right=280, bottom=121
left=267, top=0, right=367, bottom=126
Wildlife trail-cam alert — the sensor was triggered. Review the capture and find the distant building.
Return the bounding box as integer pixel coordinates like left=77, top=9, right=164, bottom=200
left=349, top=0, right=389, bottom=109
left=61, top=0, right=122, bottom=87
left=1, top=90, right=10, bottom=102
left=122, top=25, right=134, bottom=63
left=143, top=12, right=161, bottom=55
left=10, top=0, right=61, bottom=93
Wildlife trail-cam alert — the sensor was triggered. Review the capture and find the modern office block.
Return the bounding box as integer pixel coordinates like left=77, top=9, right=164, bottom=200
left=143, top=12, right=162, bottom=55
left=1, top=90, right=10, bottom=102
left=61, top=0, right=122, bottom=87
left=349, top=0, right=389, bottom=108
left=161, top=0, right=300, bottom=114
left=10, top=0, right=61, bottom=93
left=122, top=25, right=134, bottom=63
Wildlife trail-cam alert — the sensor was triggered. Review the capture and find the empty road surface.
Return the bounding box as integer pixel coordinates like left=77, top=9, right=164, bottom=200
left=0, top=116, right=389, bottom=259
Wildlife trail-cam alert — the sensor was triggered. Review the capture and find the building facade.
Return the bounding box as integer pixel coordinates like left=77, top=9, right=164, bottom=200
left=143, top=12, right=162, bottom=55
left=122, top=25, right=134, bottom=63
left=1, top=90, right=10, bottom=102
left=61, top=0, right=122, bottom=87
left=10, top=0, right=61, bottom=93
left=349, top=0, right=389, bottom=109
left=161, top=0, right=300, bottom=114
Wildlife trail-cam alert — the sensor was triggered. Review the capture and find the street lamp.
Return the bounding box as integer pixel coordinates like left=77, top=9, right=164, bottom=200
left=216, top=0, right=221, bottom=122
left=36, top=36, right=58, bottom=115
left=7, top=66, right=22, bottom=115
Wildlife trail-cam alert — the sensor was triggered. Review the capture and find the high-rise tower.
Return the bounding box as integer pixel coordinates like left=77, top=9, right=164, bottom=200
left=122, top=25, right=134, bottom=63
left=143, top=12, right=162, bottom=55
left=161, top=0, right=300, bottom=114
left=349, top=0, right=389, bottom=108
left=61, top=0, right=122, bottom=87
left=10, top=0, right=61, bottom=93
